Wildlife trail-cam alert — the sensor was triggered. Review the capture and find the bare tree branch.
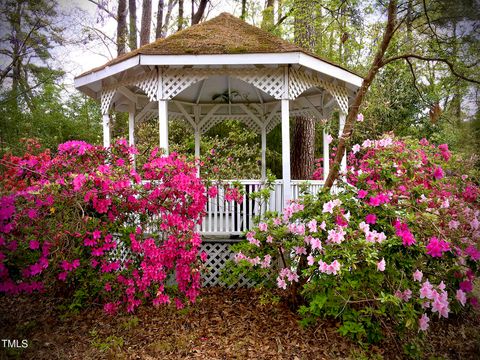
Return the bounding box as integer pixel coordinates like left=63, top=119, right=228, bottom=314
left=87, top=0, right=118, bottom=21
left=405, top=57, right=429, bottom=104
left=382, top=54, right=480, bottom=85
left=324, top=0, right=398, bottom=189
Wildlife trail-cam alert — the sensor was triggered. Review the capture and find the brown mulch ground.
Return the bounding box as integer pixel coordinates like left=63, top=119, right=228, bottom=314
left=0, top=288, right=479, bottom=360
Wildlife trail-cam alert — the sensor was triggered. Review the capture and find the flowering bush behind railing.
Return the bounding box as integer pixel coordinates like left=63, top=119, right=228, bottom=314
left=226, top=135, right=479, bottom=344
left=0, top=139, right=207, bottom=313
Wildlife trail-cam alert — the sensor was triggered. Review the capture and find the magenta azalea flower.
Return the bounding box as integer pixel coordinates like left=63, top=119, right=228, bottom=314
left=433, top=166, right=444, bottom=180
left=426, top=237, right=450, bottom=258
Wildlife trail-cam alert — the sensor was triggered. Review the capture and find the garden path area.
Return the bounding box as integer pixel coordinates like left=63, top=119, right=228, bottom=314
left=1, top=288, right=479, bottom=359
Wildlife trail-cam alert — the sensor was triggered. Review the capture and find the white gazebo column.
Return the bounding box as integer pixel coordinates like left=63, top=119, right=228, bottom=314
left=261, top=126, right=267, bottom=180
left=323, top=128, right=330, bottom=181
left=157, top=68, right=169, bottom=155
left=281, top=98, right=291, bottom=208
left=158, top=100, right=169, bottom=154
left=102, top=113, right=111, bottom=148
left=339, top=111, right=347, bottom=173
left=128, top=104, right=136, bottom=165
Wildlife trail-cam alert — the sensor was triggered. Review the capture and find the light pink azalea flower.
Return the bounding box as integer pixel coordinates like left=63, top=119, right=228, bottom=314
left=419, top=314, right=429, bottom=331
left=377, top=258, right=386, bottom=272
left=413, top=269, right=423, bottom=282
left=307, top=255, right=315, bottom=266
left=456, top=289, right=467, bottom=306
left=258, top=222, right=268, bottom=232
left=307, top=219, right=317, bottom=233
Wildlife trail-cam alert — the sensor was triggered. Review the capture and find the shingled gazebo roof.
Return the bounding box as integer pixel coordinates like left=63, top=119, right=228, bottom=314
left=76, top=13, right=359, bottom=79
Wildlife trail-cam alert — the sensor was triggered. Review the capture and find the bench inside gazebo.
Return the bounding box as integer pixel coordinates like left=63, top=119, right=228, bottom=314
left=74, top=13, right=362, bottom=237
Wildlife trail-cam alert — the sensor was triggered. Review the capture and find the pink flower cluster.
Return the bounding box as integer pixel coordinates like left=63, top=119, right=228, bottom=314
left=394, top=221, right=416, bottom=246
left=425, top=237, right=450, bottom=258
left=419, top=280, right=450, bottom=318
left=0, top=139, right=207, bottom=313
left=318, top=259, right=341, bottom=275
left=276, top=267, right=299, bottom=289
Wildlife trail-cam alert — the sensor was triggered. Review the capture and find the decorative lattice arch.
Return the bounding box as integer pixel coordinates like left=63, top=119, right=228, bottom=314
left=289, top=67, right=349, bottom=114
left=199, top=114, right=261, bottom=133
left=159, top=67, right=286, bottom=100
left=100, top=89, right=116, bottom=115
left=135, top=70, right=159, bottom=102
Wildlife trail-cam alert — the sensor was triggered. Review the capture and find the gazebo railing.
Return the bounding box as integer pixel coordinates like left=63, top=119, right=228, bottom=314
left=199, top=179, right=325, bottom=236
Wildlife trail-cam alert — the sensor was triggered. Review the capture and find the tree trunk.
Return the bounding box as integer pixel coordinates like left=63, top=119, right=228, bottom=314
left=140, top=0, right=152, bottom=46
left=178, top=0, right=184, bottom=31
left=261, top=0, right=275, bottom=30
left=11, top=1, right=22, bottom=108
left=128, top=0, right=137, bottom=50
left=161, top=0, right=176, bottom=37
left=191, top=0, right=208, bottom=25
left=240, top=0, right=247, bottom=20
left=156, top=0, right=164, bottom=39
left=291, top=116, right=315, bottom=179
left=324, top=0, right=398, bottom=189
left=117, top=0, right=128, bottom=55
left=292, top=0, right=316, bottom=180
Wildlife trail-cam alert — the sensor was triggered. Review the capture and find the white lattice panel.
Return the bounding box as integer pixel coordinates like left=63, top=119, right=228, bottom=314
left=135, top=71, right=158, bottom=102
left=327, top=84, right=349, bottom=115
left=100, top=89, right=116, bottom=115
left=162, top=68, right=209, bottom=100
left=233, top=68, right=285, bottom=100
left=200, top=241, right=256, bottom=288
left=199, top=114, right=261, bottom=134
left=289, top=67, right=349, bottom=114
left=160, top=67, right=285, bottom=100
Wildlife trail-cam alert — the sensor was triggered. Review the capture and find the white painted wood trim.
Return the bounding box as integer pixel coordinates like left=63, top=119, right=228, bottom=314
left=118, top=87, right=138, bottom=104
left=128, top=107, right=135, bottom=147
left=174, top=101, right=196, bottom=128
left=323, top=128, right=330, bottom=181
left=194, top=128, right=201, bottom=177
left=339, top=111, right=347, bottom=172
left=238, top=104, right=263, bottom=128
left=198, top=104, right=221, bottom=128
left=74, top=56, right=140, bottom=88
left=281, top=99, right=291, bottom=208
left=139, top=53, right=301, bottom=66
left=261, top=126, right=266, bottom=180
left=102, top=114, right=111, bottom=148
left=158, top=100, right=169, bottom=154
left=298, top=53, right=363, bottom=88
left=128, top=105, right=136, bottom=167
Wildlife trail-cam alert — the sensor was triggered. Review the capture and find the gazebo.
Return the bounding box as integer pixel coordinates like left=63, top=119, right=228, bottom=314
left=74, top=13, right=362, bottom=236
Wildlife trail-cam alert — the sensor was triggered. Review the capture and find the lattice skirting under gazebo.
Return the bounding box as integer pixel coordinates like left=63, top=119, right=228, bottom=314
left=200, top=240, right=256, bottom=287
left=110, top=238, right=255, bottom=287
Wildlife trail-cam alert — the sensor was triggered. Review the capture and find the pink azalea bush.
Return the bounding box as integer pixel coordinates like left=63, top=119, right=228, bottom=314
left=228, top=135, right=479, bottom=343
left=0, top=140, right=207, bottom=313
